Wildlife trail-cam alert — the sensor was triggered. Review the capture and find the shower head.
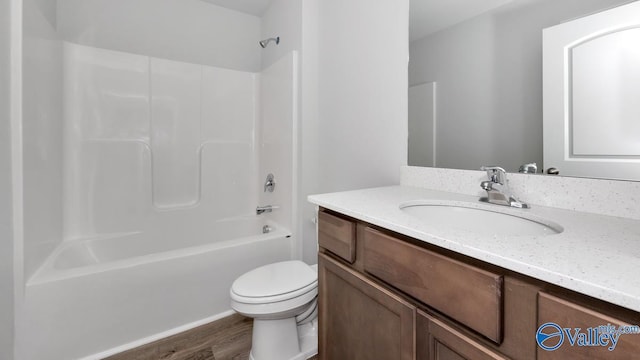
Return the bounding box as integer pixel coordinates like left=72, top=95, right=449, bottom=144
left=259, top=37, right=280, bottom=48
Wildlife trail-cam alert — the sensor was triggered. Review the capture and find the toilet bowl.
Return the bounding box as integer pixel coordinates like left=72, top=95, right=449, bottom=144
left=230, top=260, right=318, bottom=360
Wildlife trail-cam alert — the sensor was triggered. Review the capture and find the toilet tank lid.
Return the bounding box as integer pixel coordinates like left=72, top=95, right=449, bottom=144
left=231, top=260, right=317, bottom=298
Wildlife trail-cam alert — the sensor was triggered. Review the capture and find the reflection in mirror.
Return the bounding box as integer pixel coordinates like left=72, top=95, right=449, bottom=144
left=572, top=30, right=640, bottom=157
left=544, top=1, right=640, bottom=181
left=408, top=0, right=636, bottom=179
left=408, top=82, right=436, bottom=167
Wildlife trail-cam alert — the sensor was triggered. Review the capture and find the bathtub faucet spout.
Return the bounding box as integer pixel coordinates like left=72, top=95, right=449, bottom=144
left=256, top=205, right=279, bottom=215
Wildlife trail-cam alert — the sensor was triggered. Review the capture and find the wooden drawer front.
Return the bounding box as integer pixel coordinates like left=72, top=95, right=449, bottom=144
left=417, top=311, right=509, bottom=360
left=363, top=227, right=503, bottom=343
left=318, top=211, right=356, bottom=263
left=537, top=292, right=640, bottom=359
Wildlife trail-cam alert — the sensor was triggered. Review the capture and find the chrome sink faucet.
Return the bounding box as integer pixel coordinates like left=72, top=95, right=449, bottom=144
left=480, top=166, right=529, bottom=209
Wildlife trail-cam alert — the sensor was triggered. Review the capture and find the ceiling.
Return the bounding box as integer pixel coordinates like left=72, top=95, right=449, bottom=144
left=409, top=0, right=513, bottom=41
left=199, top=0, right=272, bottom=16
left=200, top=0, right=513, bottom=42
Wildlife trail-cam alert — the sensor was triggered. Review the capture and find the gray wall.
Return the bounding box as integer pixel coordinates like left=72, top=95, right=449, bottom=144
left=315, top=0, right=409, bottom=191
left=300, top=0, right=409, bottom=264
left=0, top=0, right=15, bottom=357
left=261, top=0, right=302, bottom=70
left=409, top=0, right=632, bottom=172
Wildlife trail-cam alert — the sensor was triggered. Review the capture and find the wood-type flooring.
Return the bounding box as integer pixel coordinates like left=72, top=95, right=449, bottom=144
left=105, top=314, right=319, bottom=360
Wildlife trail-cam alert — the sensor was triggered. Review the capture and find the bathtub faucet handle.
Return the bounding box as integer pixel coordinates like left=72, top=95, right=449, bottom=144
left=264, top=173, right=276, bottom=193
left=256, top=205, right=279, bottom=215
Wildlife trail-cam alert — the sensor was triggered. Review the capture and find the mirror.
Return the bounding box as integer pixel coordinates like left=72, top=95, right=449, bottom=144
left=408, top=0, right=638, bottom=180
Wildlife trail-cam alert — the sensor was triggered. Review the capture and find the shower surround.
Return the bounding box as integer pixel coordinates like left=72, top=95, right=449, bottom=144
left=22, top=42, right=299, bottom=360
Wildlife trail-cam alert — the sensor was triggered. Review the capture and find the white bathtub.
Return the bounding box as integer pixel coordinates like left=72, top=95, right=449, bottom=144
left=23, top=218, right=293, bottom=360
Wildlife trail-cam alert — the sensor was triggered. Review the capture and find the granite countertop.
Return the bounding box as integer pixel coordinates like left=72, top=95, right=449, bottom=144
left=308, top=185, right=640, bottom=312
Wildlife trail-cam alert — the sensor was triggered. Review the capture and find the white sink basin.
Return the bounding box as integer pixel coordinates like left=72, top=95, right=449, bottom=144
left=399, top=201, right=563, bottom=237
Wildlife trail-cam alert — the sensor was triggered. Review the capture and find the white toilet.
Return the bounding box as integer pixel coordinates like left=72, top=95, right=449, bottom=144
left=230, top=260, right=318, bottom=360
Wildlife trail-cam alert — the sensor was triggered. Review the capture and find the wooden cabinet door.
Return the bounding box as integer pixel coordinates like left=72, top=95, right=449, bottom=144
left=537, top=292, right=640, bottom=359
left=318, top=253, right=416, bottom=360
left=417, top=311, right=509, bottom=360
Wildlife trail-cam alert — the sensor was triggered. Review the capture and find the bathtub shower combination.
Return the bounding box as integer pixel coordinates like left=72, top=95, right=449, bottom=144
left=23, top=43, right=299, bottom=360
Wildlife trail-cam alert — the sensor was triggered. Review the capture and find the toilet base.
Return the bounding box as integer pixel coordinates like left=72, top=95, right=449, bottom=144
left=249, top=318, right=318, bottom=360
left=298, top=318, right=319, bottom=359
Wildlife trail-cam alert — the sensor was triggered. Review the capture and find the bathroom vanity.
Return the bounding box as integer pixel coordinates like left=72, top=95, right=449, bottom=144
left=309, top=185, right=640, bottom=360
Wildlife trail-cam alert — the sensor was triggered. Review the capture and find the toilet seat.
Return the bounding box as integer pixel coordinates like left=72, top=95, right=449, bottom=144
left=231, top=260, right=317, bottom=305
left=231, top=280, right=317, bottom=304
